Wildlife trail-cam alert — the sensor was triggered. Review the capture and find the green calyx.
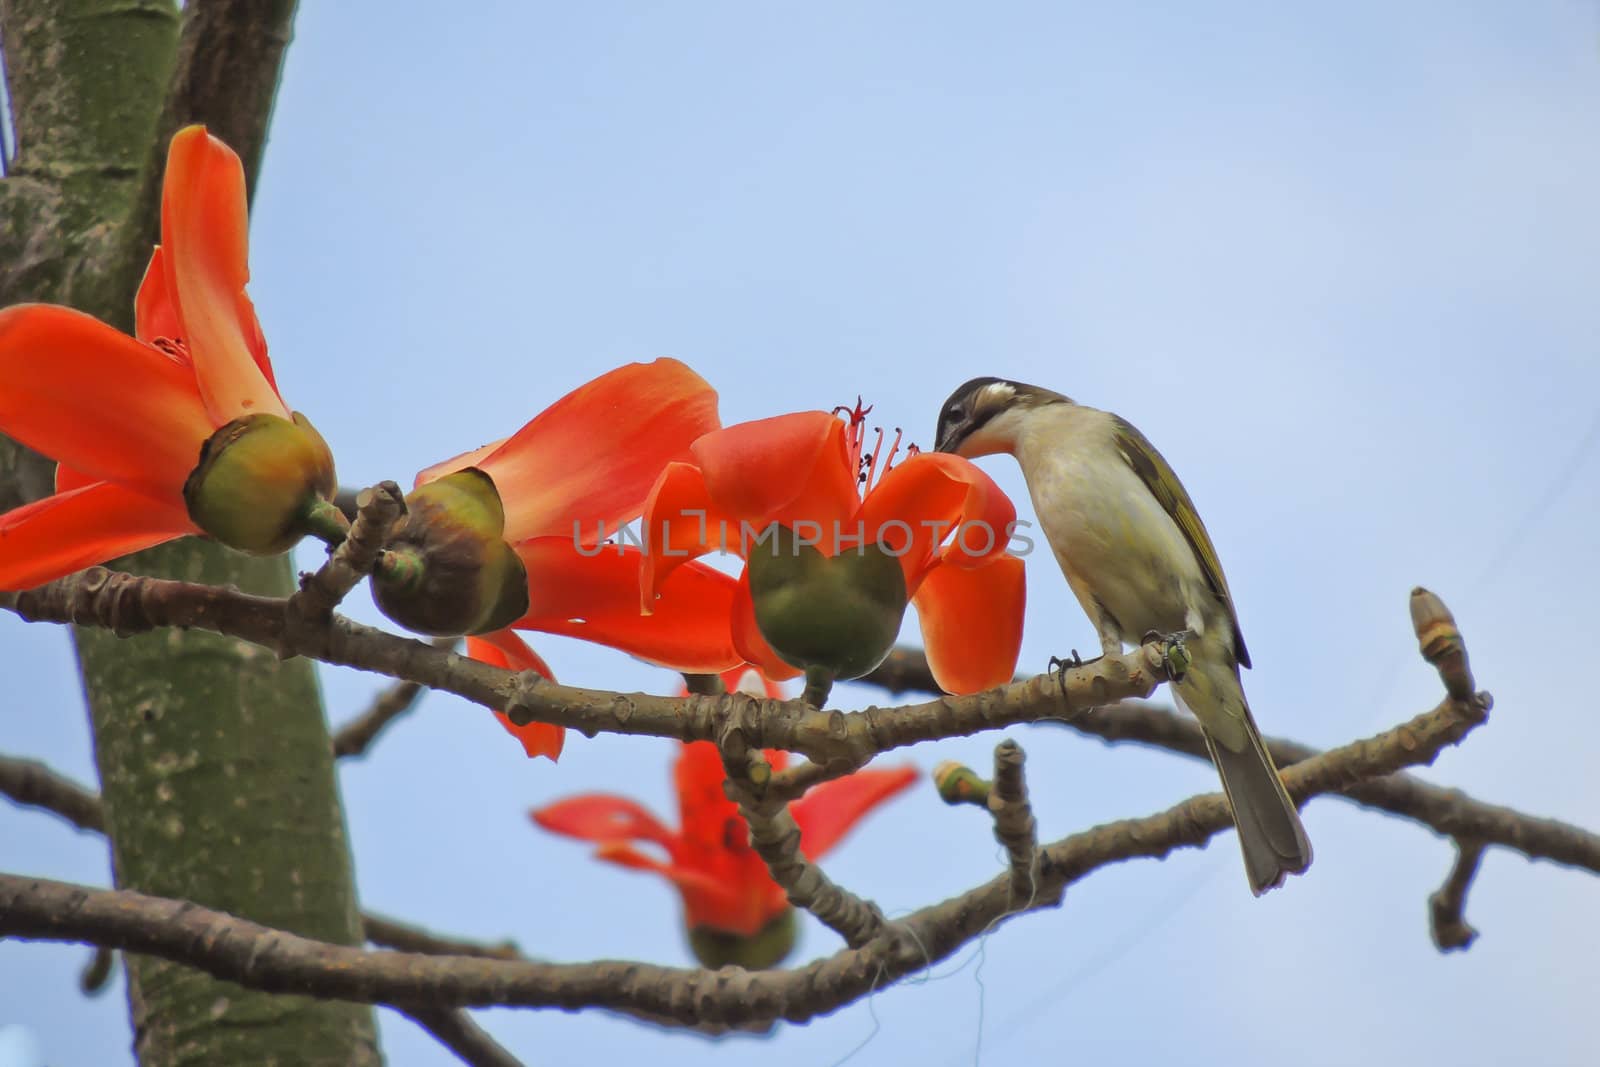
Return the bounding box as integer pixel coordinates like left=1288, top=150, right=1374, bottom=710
left=182, top=411, right=338, bottom=555
left=745, top=522, right=908, bottom=681
left=687, top=908, right=798, bottom=970
left=368, top=469, right=530, bottom=637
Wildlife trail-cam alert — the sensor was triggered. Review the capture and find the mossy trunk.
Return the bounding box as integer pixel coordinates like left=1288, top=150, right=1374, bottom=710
left=0, top=1, right=379, bottom=1063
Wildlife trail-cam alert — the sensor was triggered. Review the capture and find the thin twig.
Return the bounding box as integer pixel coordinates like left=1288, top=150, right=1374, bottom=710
left=402, top=1007, right=524, bottom=1067
left=362, top=913, right=523, bottom=961
left=1429, top=840, right=1486, bottom=952
left=0, top=755, right=103, bottom=832
left=332, top=636, right=458, bottom=759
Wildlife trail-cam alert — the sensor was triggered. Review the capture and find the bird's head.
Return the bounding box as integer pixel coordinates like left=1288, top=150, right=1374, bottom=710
left=934, top=377, right=1071, bottom=457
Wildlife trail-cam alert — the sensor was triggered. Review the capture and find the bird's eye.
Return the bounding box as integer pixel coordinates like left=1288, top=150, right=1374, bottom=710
left=949, top=404, right=966, bottom=421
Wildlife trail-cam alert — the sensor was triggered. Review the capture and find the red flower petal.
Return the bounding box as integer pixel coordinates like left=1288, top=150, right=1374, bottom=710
left=466, top=631, right=563, bottom=761
left=637, top=460, right=736, bottom=605
left=0, top=305, right=214, bottom=498
left=0, top=481, right=196, bottom=590
left=858, top=452, right=1017, bottom=589
left=671, top=741, right=735, bottom=846
left=588, top=842, right=742, bottom=912
left=531, top=795, right=676, bottom=848
left=160, top=125, right=285, bottom=421
left=912, top=553, right=1026, bottom=694
left=134, top=247, right=184, bottom=350
left=512, top=537, right=743, bottom=673
left=459, top=359, right=719, bottom=543
left=414, top=438, right=508, bottom=490
left=467, top=629, right=556, bottom=679
left=689, top=411, right=859, bottom=535
left=793, top=763, right=920, bottom=860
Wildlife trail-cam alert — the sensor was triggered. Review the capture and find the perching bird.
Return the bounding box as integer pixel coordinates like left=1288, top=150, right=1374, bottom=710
left=935, top=377, right=1312, bottom=894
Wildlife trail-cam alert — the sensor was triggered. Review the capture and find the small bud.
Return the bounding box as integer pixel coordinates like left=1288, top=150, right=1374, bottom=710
left=932, top=760, right=991, bottom=807
left=687, top=908, right=797, bottom=970
left=745, top=523, right=907, bottom=680
left=182, top=411, right=337, bottom=554
left=369, top=469, right=530, bottom=636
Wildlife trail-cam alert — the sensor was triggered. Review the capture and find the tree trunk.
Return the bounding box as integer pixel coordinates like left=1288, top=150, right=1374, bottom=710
left=0, top=1, right=379, bottom=1062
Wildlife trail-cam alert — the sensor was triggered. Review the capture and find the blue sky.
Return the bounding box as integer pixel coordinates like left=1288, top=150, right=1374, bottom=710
left=4, top=3, right=1598, bottom=1064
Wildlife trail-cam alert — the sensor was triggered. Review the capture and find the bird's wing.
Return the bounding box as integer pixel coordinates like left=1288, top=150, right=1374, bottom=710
left=1109, top=415, right=1251, bottom=669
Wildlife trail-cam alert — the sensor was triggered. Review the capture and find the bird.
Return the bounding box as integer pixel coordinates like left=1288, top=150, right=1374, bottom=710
left=934, top=377, right=1312, bottom=894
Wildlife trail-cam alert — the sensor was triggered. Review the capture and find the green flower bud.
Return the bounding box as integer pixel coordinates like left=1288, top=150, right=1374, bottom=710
left=182, top=411, right=337, bottom=555
left=687, top=908, right=797, bottom=970
left=369, top=469, right=530, bottom=637
left=745, top=523, right=908, bottom=680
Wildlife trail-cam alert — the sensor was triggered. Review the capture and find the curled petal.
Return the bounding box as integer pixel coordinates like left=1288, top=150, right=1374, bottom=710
left=0, top=481, right=196, bottom=591
left=134, top=247, right=184, bottom=350
left=859, top=452, right=1017, bottom=588
left=512, top=537, right=742, bottom=673
left=530, top=795, right=676, bottom=848
left=161, top=125, right=285, bottom=421
left=638, top=461, right=736, bottom=606
left=468, top=630, right=563, bottom=760
left=912, top=553, right=1026, bottom=695
left=793, top=764, right=920, bottom=860
left=54, top=463, right=97, bottom=495
left=689, top=411, right=858, bottom=534
left=464, top=359, right=719, bottom=542
left=467, top=629, right=555, bottom=679
left=0, top=305, right=214, bottom=498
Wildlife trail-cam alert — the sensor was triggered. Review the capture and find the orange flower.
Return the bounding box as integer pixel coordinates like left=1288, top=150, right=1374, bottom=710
left=640, top=402, right=1025, bottom=693
left=396, top=360, right=747, bottom=759
left=0, top=126, right=334, bottom=589
left=532, top=739, right=917, bottom=967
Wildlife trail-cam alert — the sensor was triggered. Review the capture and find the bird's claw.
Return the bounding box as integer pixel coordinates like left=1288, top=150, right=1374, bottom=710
left=1048, top=650, right=1086, bottom=694
left=1143, top=629, right=1192, bottom=682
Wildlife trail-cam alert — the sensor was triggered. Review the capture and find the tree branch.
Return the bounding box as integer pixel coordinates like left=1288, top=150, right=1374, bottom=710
left=860, top=659, right=1600, bottom=880
left=289, top=482, right=402, bottom=624
left=0, top=753, right=103, bottom=832
left=332, top=676, right=434, bottom=760
left=989, top=740, right=1045, bottom=910
left=0, top=678, right=1493, bottom=1026
left=721, top=748, right=889, bottom=948
left=2, top=565, right=1171, bottom=763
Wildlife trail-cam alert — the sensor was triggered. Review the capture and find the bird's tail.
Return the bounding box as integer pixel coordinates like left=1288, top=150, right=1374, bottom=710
left=1172, top=671, right=1313, bottom=895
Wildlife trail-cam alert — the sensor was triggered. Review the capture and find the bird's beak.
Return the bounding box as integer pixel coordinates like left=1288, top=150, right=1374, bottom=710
left=934, top=422, right=964, bottom=455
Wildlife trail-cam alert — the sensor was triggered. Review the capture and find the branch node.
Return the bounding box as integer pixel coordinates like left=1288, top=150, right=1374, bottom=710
left=288, top=481, right=405, bottom=624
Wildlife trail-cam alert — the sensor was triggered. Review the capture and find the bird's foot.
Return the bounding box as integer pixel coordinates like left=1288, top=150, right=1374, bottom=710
left=1142, top=629, right=1193, bottom=682
left=1048, top=650, right=1091, bottom=694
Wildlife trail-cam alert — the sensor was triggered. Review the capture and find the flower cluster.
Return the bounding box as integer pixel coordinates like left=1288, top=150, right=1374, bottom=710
left=0, top=127, right=1029, bottom=969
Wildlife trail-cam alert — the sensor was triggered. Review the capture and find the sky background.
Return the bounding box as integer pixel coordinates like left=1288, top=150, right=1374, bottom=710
left=4, top=2, right=1600, bottom=1064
